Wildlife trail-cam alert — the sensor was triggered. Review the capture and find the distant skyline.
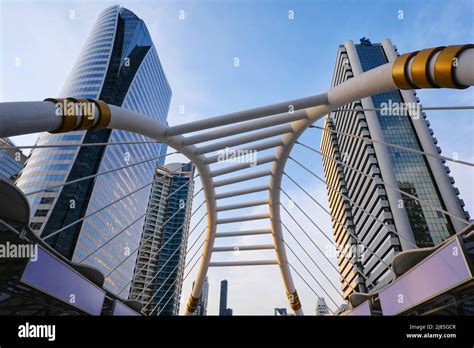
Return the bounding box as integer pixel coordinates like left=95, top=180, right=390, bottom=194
left=1, top=0, right=473, bottom=314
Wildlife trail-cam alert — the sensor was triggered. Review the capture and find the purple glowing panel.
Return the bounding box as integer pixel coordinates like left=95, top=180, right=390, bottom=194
left=21, top=246, right=106, bottom=315
left=112, top=301, right=141, bottom=316
left=379, top=239, right=472, bottom=315
left=347, top=300, right=371, bottom=316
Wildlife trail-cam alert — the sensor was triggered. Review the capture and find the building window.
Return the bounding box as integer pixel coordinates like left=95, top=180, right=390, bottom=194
left=30, top=222, right=43, bottom=230
left=40, top=197, right=55, bottom=204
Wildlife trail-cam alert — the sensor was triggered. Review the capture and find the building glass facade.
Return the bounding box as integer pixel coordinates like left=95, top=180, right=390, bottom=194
left=219, top=279, right=233, bottom=316
left=192, top=276, right=209, bottom=316
left=355, top=44, right=453, bottom=246
left=321, top=39, right=468, bottom=299
left=16, top=5, right=171, bottom=296
left=0, top=138, right=26, bottom=182
left=129, top=163, right=195, bottom=316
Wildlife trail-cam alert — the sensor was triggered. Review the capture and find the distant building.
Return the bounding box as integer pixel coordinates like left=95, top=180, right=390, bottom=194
left=219, top=279, right=233, bottom=316
left=219, top=280, right=228, bottom=316
left=193, top=276, right=209, bottom=316
left=0, top=138, right=26, bottom=182
left=274, top=308, right=289, bottom=316
left=130, top=163, right=195, bottom=316
left=315, top=297, right=329, bottom=316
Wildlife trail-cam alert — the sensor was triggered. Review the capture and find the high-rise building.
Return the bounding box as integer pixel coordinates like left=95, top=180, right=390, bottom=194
left=219, top=279, right=228, bottom=316
left=0, top=138, right=26, bottom=182
left=321, top=38, right=469, bottom=300
left=219, top=279, right=233, bottom=316
left=16, top=5, right=171, bottom=296
left=315, top=297, right=329, bottom=316
left=195, top=276, right=209, bottom=316
left=129, top=163, right=195, bottom=316
left=191, top=276, right=209, bottom=316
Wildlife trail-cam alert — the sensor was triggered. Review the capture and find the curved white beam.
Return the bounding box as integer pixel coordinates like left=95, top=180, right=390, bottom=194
left=267, top=45, right=474, bottom=315
left=0, top=44, right=472, bottom=317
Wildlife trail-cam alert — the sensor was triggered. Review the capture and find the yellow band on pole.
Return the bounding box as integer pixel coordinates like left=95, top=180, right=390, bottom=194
left=45, top=98, right=78, bottom=133
left=88, top=99, right=111, bottom=130
left=434, top=44, right=474, bottom=89
left=186, top=295, right=200, bottom=313
left=391, top=51, right=419, bottom=89
left=287, top=290, right=301, bottom=311
left=45, top=98, right=111, bottom=133
left=411, top=47, right=445, bottom=88
left=68, top=98, right=96, bottom=130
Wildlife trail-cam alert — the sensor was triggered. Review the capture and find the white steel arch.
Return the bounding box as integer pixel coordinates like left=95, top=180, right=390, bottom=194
left=0, top=43, right=472, bottom=315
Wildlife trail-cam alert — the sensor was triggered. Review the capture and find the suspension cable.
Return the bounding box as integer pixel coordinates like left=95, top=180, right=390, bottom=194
left=287, top=158, right=421, bottom=249
left=183, top=254, right=203, bottom=281
left=280, top=210, right=343, bottom=295
left=120, top=209, right=207, bottom=296
left=25, top=150, right=178, bottom=196
left=102, top=168, right=203, bottom=286
left=1, top=140, right=165, bottom=151
left=78, top=190, right=205, bottom=263
left=142, top=226, right=207, bottom=311
left=154, top=253, right=203, bottom=316
left=116, top=210, right=207, bottom=297
left=280, top=189, right=333, bottom=245
left=295, top=143, right=469, bottom=226
left=284, top=240, right=339, bottom=311
left=287, top=262, right=335, bottom=314
left=43, top=165, right=194, bottom=242
left=281, top=221, right=344, bottom=300
left=280, top=189, right=375, bottom=288
left=107, top=196, right=204, bottom=285
left=283, top=171, right=394, bottom=279
left=42, top=181, right=152, bottom=241
left=330, top=105, right=474, bottom=112
left=310, top=125, right=474, bottom=167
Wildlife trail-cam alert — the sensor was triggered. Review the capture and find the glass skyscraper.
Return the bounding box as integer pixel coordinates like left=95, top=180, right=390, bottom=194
left=192, top=276, right=209, bottom=316
left=219, top=279, right=227, bottom=316
left=321, top=38, right=469, bottom=300
left=219, top=279, right=232, bottom=316
left=0, top=138, right=26, bottom=182
left=16, top=5, right=171, bottom=296
left=129, top=163, right=195, bottom=316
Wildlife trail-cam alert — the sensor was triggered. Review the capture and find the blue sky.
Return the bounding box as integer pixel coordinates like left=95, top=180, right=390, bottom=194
left=1, top=0, right=473, bottom=315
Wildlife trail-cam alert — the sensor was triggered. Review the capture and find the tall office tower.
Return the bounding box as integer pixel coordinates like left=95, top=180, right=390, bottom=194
left=321, top=38, right=469, bottom=300
left=0, top=138, right=26, bottom=182
left=129, top=163, right=195, bottom=316
left=191, top=277, right=209, bottom=316
left=315, top=297, right=329, bottom=316
left=219, top=279, right=228, bottom=316
left=193, top=276, right=209, bottom=316
left=16, top=5, right=171, bottom=295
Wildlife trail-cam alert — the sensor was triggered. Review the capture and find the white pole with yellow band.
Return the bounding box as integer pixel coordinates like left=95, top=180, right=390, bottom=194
left=0, top=43, right=472, bottom=316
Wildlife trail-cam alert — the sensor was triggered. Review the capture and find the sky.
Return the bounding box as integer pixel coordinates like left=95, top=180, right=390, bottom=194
left=0, top=0, right=473, bottom=315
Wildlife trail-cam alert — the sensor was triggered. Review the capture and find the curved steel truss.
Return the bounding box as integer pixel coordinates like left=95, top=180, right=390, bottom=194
left=0, top=43, right=473, bottom=315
